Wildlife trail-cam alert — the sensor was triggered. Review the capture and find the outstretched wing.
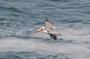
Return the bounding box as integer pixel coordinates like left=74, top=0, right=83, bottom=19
left=45, top=18, right=55, bottom=30
left=48, top=33, right=57, bottom=40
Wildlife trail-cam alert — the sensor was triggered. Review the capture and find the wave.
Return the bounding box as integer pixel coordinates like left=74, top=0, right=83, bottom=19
left=0, top=34, right=90, bottom=59
left=0, top=22, right=89, bottom=59
left=0, top=6, right=23, bottom=13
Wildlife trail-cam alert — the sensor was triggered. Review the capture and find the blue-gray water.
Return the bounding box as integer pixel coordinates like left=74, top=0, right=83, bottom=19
left=0, top=0, right=90, bottom=59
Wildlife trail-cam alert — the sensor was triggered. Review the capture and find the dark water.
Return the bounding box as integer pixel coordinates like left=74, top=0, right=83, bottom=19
left=0, top=0, right=90, bottom=59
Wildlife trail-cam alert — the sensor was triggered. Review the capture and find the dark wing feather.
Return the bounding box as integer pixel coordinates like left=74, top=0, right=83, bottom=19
left=48, top=33, right=57, bottom=40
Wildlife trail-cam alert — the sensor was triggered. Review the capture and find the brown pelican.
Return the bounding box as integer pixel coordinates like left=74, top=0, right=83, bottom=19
left=35, top=18, right=62, bottom=40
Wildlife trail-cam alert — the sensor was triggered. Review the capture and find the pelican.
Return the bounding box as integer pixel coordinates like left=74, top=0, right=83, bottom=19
left=35, top=18, right=62, bottom=40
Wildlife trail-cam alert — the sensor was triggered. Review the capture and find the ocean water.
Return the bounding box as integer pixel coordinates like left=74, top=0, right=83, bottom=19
left=0, top=0, right=90, bottom=59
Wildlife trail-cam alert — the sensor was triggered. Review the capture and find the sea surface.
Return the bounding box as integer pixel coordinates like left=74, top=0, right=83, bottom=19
left=0, top=0, right=90, bottom=59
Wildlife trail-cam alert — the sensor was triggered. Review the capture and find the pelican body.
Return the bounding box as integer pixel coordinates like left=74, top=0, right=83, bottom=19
left=35, top=18, right=61, bottom=40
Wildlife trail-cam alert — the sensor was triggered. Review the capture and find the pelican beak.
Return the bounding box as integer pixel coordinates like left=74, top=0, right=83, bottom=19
left=58, top=33, right=62, bottom=36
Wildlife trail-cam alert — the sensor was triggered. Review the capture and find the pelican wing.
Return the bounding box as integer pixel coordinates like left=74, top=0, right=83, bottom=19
left=45, top=19, right=55, bottom=30
left=48, top=33, right=57, bottom=40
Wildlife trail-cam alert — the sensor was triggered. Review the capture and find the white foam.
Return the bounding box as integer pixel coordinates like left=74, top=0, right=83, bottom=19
left=0, top=28, right=90, bottom=59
